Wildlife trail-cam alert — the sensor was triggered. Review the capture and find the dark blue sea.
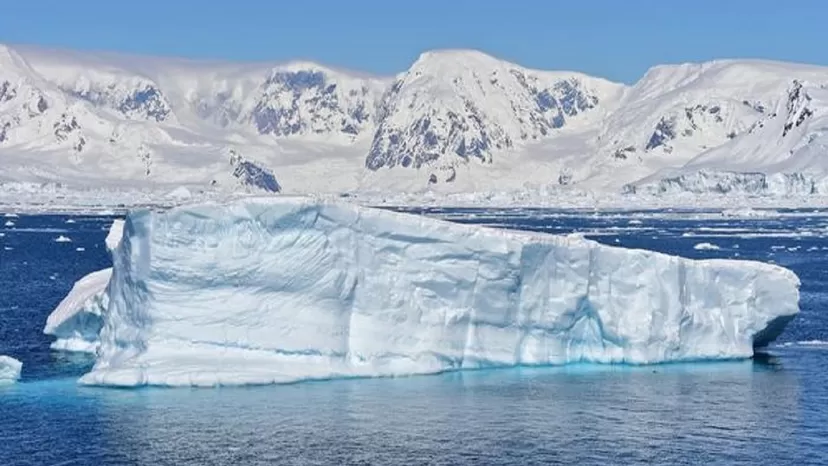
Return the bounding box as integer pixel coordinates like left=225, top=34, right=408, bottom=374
left=2, top=208, right=828, bottom=465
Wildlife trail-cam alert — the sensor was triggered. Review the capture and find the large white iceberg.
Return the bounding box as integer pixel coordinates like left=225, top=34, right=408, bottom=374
left=79, top=198, right=800, bottom=387
left=0, top=355, right=22, bottom=384
left=44, top=219, right=123, bottom=353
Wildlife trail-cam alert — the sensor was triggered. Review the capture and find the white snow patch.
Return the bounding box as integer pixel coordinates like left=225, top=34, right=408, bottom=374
left=166, top=186, right=193, bottom=200
left=80, top=197, right=800, bottom=388
left=0, top=356, right=22, bottom=384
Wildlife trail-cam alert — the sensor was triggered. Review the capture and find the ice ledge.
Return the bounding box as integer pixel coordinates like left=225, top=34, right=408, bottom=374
left=79, top=197, right=800, bottom=387
left=43, top=218, right=123, bottom=354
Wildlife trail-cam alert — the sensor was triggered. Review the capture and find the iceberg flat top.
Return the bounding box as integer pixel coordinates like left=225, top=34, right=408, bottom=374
left=81, top=197, right=800, bottom=387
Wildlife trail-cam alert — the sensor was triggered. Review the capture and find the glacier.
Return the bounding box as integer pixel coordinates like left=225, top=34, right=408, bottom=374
left=43, top=219, right=123, bottom=353
left=78, top=197, right=800, bottom=388
left=0, top=355, right=22, bottom=384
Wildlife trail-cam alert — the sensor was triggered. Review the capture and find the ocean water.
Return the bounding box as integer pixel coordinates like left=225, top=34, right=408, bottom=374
left=2, top=209, right=828, bottom=465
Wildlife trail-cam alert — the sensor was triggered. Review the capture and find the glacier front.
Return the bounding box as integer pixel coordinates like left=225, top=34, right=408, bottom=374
left=80, top=198, right=800, bottom=387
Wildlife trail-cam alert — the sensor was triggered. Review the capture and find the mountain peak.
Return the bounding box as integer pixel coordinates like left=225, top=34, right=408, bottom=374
left=414, top=49, right=502, bottom=66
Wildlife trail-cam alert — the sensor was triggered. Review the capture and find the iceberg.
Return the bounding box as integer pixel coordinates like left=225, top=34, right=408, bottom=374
left=44, top=219, right=123, bottom=353
left=80, top=198, right=800, bottom=388
left=0, top=356, right=22, bottom=384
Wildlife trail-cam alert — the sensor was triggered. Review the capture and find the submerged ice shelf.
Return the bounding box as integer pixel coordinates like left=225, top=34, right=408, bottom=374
left=69, top=197, right=801, bottom=388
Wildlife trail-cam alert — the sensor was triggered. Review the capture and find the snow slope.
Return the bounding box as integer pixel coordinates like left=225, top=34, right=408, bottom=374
left=2, top=44, right=828, bottom=203
left=586, top=61, right=828, bottom=191
left=80, top=197, right=800, bottom=387
left=629, top=81, right=828, bottom=195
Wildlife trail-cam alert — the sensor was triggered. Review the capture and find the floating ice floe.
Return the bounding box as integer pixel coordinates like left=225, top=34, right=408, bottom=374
left=693, top=242, right=721, bottom=250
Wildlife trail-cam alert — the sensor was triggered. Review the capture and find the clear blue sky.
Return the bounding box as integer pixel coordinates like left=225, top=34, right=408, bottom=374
left=2, top=0, right=826, bottom=83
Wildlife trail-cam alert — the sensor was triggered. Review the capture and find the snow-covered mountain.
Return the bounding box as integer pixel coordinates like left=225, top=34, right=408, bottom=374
left=2, top=43, right=828, bottom=200
left=366, top=50, right=621, bottom=171
left=626, top=78, right=828, bottom=195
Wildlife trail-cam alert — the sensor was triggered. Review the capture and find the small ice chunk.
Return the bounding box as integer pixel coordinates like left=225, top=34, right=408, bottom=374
left=694, top=242, right=720, bottom=250
left=55, top=235, right=72, bottom=243
left=0, top=356, right=22, bottom=384
left=4, top=220, right=14, bottom=227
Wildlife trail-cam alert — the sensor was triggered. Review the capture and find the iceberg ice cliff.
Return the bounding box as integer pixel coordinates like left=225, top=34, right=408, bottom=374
left=44, top=219, right=123, bottom=353
left=80, top=198, right=800, bottom=387
left=0, top=355, right=22, bottom=384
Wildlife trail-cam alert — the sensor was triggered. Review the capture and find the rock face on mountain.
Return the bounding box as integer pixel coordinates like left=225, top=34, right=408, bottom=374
left=0, top=46, right=91, bottom=155
left=365, top=50, right=620, bottom=171
left=1, top=44, right=828, bottom=196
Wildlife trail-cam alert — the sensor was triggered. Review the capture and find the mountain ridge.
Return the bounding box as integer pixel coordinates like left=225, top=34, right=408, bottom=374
left=2, top=42, right=828, bottom=197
